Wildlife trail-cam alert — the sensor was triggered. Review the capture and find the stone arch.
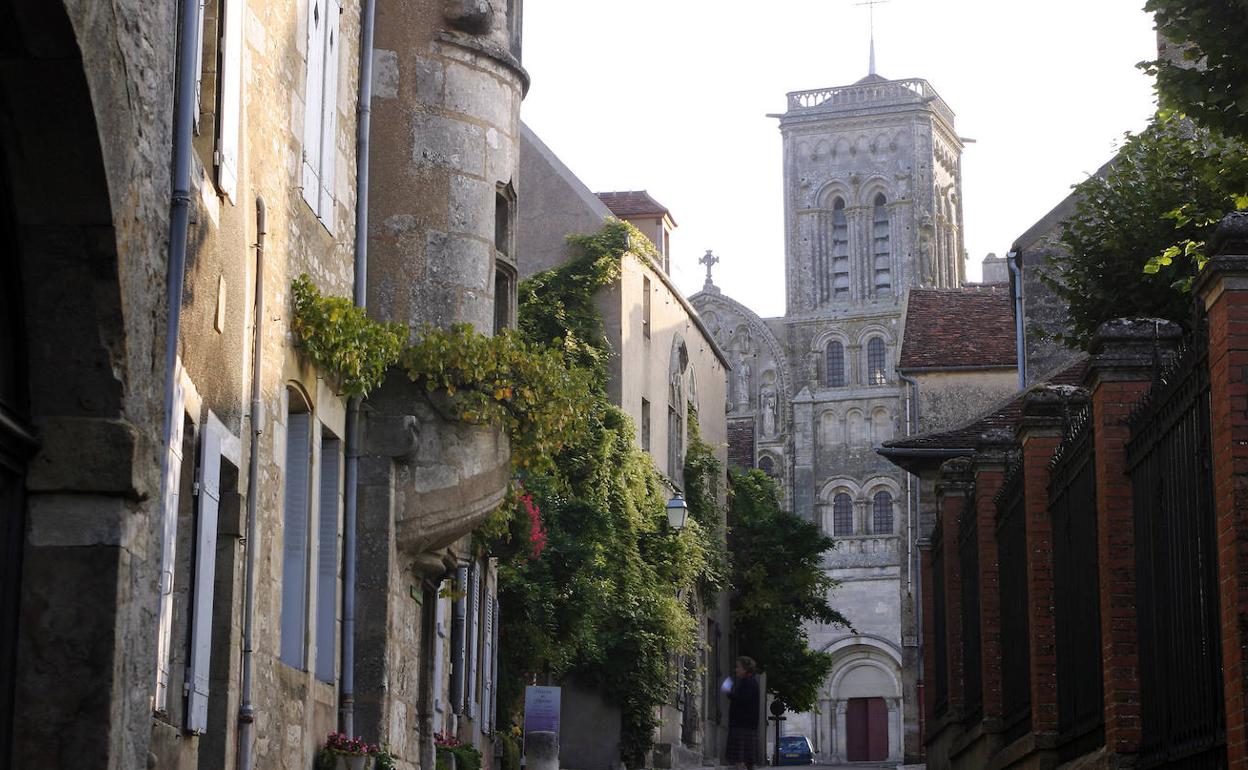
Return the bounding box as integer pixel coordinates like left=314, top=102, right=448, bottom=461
left=813, top=640, right=905, bottom=762
left=858, top=176, right=892, bottom=207
left=817, top=478, right=860, bottom=537
left=815, top=179, right=852, bottom=210
left=870, top=406, right=895, bottom=444
left=846, top=409, right=868, bottom=445
left=819, top=408, right=843, bottom=445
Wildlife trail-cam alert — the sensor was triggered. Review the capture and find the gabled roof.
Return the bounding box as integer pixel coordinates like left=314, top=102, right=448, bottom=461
left=595, top=190, right=677, bottom=226
left=899, top=286, right=1017, bottom=370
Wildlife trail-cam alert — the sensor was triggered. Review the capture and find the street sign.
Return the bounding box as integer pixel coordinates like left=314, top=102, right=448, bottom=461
left=524, top=685, right=562, bottom=736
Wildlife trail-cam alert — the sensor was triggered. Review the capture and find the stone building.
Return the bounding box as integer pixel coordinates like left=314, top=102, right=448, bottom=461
left=1, top=0, right=524, bottom=768
left=516, top=125, right=734, bottom=768
left=692, top=71, right=969, bottom=764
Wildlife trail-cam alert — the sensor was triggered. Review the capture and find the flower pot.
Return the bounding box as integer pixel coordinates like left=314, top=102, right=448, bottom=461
left=335, top=755, right=369, bottom=770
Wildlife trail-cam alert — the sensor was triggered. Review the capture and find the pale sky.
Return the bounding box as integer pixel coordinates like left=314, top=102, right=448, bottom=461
left=519, top=1, right=1159, bottom=318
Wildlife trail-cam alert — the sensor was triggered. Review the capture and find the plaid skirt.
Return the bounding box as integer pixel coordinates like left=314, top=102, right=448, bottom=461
left=724, top=726, right=758, bottom=766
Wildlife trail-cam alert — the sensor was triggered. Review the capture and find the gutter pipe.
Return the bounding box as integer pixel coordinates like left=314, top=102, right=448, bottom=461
left=237, top=197, right=267, bottom=770
left=341, top=0, right=377, bottom=736
left=1007, top=250, right=1027, bottom=389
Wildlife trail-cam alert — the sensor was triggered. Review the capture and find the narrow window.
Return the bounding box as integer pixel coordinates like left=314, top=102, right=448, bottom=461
left=825, top=341, right=845, bottom=388
left=494, top=187, right=517, bottom=333
left=643, top=276, right=652, bottom=339
left=872, top=193, right=891, bottom=295
left=280, top=392, right=313, bottom=669
left=832, top=493, right=854, bottom=536
left=759, top=455, right=776, bottom=478
left=301, top=0, right=342, bottom=226
left=186, top=416, right=227, bottom=732
left=867, top=336, right=887, bottom=385
left=314, top=431, right=341, bottom=683
left=831, top=199, right=850, bottom=301
left=641, top=398, right=651, bottom=452
left=153, top=401, right=190, bottom=712
left=495, top=191, right=512, bottom=256
left=872, top=491, right=894, bottom=535
left=493, top=264, right=515, bottom=333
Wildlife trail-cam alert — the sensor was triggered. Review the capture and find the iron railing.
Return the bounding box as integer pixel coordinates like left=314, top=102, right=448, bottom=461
left=957, top=494, right=982, bottom=724
left=1048, top=407, right=1105, bottom=759
left=1127, top=332, right=1226, bottom=770
left=996, top=462, right=1030, bottom=745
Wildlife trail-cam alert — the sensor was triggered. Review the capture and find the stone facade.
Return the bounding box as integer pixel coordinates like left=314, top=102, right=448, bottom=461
left=692, top=72, right=969, bottom=764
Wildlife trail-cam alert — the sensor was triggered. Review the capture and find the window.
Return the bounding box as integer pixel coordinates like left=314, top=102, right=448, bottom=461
left=825, top=341, right=845, bottom=388
left=832, top=493, right=853, bottom=536
left=831, top=199, right=850, bottom=301
left=495, top=190, right=512, bottom=256
left=643, top=276, right=652, bottom=339
left=280, top=391, right=313, bottom=669
left=872, top=491, right=894, bottom=535
left=301, top=0, right=342, bottom=226
left=493, top=264, right=515, bottom=333
left=494, top=186, right=517, bottom=332
left=872, top=194, right=891, bottom=295
left=641, top=398, right=651, bottom=452
left=314, top=432, right=341, bottom=683
left=759, top=455, right=776, bottom=478
left=867, top=336, right=887, bottom=385
left=193, top=0, right=243, bottom=199
left=154, top=376, right=189, bottom=713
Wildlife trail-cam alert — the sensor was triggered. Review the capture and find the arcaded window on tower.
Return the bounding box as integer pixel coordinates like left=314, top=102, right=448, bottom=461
left=832, top=493, right=853, bottom=536
left=872, top=194, right=891, bottom=295
left=831, top=199, right=850, bottom=301
left=872, top=491, right=894, bottom=535
left=867, top=336, right=887, bottom=385
left=825, top=341, right=845, bottom=388
left=758, top=455, right=776, bottom=478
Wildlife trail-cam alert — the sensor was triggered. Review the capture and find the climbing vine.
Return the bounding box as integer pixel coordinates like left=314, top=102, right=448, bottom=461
left=291, top=275, right=405, bottom=397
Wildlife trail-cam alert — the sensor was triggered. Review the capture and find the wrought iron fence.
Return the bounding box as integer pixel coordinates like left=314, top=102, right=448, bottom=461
left=1126, top=332, right=1226, bottom=770
left=996, top=461, right=1030, bottom=745
left=957, top=493, right=982, bottom=724
left=931, top=520, right=948, bottom=719
left=1048, top=407, right=1104, bottom=760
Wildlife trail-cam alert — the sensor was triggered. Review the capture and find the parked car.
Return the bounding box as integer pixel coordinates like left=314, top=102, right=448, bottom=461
left=776, top=735, right=814, bottom=765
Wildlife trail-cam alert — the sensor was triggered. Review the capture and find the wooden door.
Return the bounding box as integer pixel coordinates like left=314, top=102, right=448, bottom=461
left=846, top=697, right=889, bottom=761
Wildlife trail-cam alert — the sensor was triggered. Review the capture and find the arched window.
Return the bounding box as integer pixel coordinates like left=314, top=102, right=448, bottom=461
left=759, top=455, right=777, bottom=478
left=872, top=193, right=891, bottom=295
left=832, top=493, right=853, bottom=536
left=872, top=491, right=894, bottom=534
left=831, top=199, right=850, bottom=301
left=825, top=341, right=845, bottom=388
left=867, top=336, right=887, bottom=385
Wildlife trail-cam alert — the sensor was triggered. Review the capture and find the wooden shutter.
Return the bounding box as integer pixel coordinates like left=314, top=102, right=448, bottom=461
left=280, top=412, right=312, bottom=668
left=483, top=595, right=498, bottom=734
left=432, top=586, right=447, bottom=731
left=314, top=436, right=341, bottom=683
left=192, top=0, right=207, bottom=135
left=466, top=562, right=479, bottom=719
left=186, top=414, right=223, bottom=733
left=154, top=373, right=186, bottom=712
left=301, top=0, right=327, bottom=212
left=215, top=0, right=244, bottom=201
left=317, top=0, right=341, bottom=226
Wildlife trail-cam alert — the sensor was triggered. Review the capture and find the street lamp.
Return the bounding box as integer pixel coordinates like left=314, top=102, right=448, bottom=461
left=666, top=493, right=688, bottom=532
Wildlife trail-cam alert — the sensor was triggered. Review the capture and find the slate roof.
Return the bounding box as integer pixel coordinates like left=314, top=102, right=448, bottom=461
left=878, top=356, right=1089, bottom=470
left=595, top=190, right=676, bottom=226
left=899, top=286, right=1017, bottom=370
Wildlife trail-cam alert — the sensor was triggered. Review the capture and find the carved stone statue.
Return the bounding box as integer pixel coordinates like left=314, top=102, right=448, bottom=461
left=761, top=389, right=778, bottom=437
left=735, top=357, right=751, bottom=407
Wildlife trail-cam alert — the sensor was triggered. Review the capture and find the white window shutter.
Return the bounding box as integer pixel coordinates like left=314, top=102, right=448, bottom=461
left=489, top=597, right=500, bottom=734
left=432, top=588, right=447, bottom=732
left=154, top=372, right=186, bottom=713
left=301, top=0, right=327, bottom=212
left=466, top=562, right=479, bottom=719
left=215, top=0, right=244, bottom=201
left=186, top=414, right=223, bottom=733
left=481, top=593, right=494, bottom=734
left=314, top=437, right=341, bottom=683
left=192, top=0, right=207, bottom=135
left=280, top=412, right=312, bottom=668
left=317, top=0, right=341, bottom=226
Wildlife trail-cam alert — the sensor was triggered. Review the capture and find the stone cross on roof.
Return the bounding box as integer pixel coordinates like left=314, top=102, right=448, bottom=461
left=699, top=249, right=720, bottom=291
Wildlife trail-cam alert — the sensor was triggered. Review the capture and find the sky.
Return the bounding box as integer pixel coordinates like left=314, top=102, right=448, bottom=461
left=518, top=1, right=1160, bottom=319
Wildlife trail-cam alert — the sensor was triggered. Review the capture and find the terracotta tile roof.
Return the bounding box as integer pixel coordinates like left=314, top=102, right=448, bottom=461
left=899, top=286, right=1017, bottom=370
left=595, top=190, right=676, bottom=226
left=879, top=356, right=1089, bottom=459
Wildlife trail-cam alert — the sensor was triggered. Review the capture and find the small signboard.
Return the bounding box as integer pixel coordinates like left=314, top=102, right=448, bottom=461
left=523, top=685, right=562, bottom=736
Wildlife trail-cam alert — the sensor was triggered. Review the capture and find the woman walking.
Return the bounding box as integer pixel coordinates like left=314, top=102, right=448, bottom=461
left=726, top=655, right=761, bottom=770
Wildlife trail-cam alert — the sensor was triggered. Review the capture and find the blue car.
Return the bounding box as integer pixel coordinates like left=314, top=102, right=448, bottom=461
left=776, top=735, right=814, bottom=765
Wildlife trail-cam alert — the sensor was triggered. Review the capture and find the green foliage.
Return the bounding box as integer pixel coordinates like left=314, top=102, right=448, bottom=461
left=489, top=220, right=719, bottom=768
left=1141, top=0, right=1248, bottom=143
left=683, top=410, right=728, bottom=603
left=436, top=745, right=482, bottom=770
left=1042, top=113, right=1248, bottom=347
left=494, top=731, right=522, bottom=770
left=291, top=275, right=406, bottom=397
left=728, top=468, right=849, bottom=712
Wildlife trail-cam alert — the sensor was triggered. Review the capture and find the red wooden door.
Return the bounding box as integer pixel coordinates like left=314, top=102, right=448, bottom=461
left=846, top=697, right=888, bottom=761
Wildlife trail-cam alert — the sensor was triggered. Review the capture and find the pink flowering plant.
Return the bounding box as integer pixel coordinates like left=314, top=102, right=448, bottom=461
left=315, top=732, right=395, bottom=769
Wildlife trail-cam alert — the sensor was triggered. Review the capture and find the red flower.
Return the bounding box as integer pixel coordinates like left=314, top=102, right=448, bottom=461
left=520, top=494, right=548, bottom=560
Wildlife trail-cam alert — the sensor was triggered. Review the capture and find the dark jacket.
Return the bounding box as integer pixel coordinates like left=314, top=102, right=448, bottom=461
left=727, top=673, right=760, bottom=728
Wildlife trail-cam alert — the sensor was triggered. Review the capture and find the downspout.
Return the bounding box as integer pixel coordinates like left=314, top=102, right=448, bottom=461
left=157, top=0, right=202, bottom=600
left=897, top=370, right=923, bottom=752
left=340, top=0, right=377, bottom=736
left=238, top=196, right=267, bottom=770
left=1007, top=250, right=1027, bottom=389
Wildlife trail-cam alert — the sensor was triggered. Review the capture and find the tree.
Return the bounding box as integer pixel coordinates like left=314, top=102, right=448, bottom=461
left=1142, top=0, right=1248, bottom=144
left=1041, top=113, right=1248, bottom=347
left=727, top=468, right=849, bottom=712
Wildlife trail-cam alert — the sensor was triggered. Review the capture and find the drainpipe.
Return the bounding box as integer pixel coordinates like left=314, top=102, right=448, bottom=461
left=340, top=0, right=377, bottom=737
left=157, top=0, right=203, bottom=597
left=450, top=565, right=468, bottom=715
left=238, top=196, right=267, bottom=770
left=1007, top=250, right=1027, bottom=389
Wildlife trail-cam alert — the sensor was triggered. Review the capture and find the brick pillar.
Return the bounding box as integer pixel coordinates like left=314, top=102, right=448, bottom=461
left=920, top=537, right=937, bottom=725
left=1085, top=318, right=1183, bottom=757
left=936, top=459, right=974, bottom=717
left=1196, top=212, right=1248, bottom=769
left=972, top=430, right=1014, bottom=727
left=1017, top=386, right=1089, bottom=736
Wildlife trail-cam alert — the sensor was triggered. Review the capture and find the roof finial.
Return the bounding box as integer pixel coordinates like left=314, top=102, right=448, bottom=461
left=699, top=249, right=721, bottom=291
left=854, top=0, right=889, bottom=76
